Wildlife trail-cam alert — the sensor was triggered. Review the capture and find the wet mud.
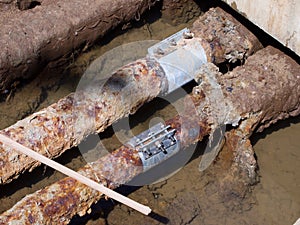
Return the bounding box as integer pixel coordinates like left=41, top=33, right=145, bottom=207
left=0, top=1, right=299, bottom=224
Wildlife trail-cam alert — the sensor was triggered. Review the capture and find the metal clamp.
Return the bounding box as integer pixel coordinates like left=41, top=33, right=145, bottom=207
left=127, top=122, right=180, bottom=171
left=147, top=28, right=207, bottom=94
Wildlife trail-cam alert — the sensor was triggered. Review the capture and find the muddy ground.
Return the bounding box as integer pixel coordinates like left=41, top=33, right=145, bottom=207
left=0, top=1, right=299, bottom=224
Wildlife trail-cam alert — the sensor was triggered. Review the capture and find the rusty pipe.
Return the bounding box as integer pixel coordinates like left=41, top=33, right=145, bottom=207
left=0, top=93, right=210, bottom=225
left=1, top=46, right=299, bottom=224
left=0, top=7, right=262, bottom=185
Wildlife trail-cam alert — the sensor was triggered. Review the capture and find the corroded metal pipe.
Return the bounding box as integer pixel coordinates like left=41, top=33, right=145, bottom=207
left=0, top=46, right=299, bottom=224
left=0, top=58, right=166, bottom=185
left=0, top=95, right=210, bottom=225
left=0, top=7, right=262, bottom=185
left=193, top=46, right=300, bottom=188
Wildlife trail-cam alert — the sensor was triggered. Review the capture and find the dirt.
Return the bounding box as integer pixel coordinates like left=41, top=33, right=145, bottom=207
left=0, top=1, right=299, bottom=225
left=250, top=117, right=300, bottom=225
left=0, top=2, right=191, bottom=130
left=91, top=117, right=300, bottom=225
left=68, top=114, right=300, bottom=225
left=0, top=0, right=159, bottom=93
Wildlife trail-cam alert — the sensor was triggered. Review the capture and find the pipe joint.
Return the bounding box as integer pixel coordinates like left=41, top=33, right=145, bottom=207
left=127, top=122, right=180, bottom=171
left=148, top=28, right=207, bottom=94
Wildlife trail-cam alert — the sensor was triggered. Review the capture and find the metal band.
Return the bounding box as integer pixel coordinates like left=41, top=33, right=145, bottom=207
left=127, top=122, right=180, bottom=172
left=148, top=28, right=207, bottom=94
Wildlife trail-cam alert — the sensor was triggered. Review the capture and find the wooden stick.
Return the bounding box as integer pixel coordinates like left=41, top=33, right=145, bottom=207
left=0, top=133, right=151, bottom=215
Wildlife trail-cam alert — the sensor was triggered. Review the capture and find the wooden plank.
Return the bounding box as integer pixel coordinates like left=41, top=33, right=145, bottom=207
left=0, top=133, right=151, bottom=216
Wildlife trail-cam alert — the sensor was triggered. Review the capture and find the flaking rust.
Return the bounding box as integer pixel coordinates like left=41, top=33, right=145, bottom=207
left=0, top=94, right=210, bottom=225
left=0, top=7, right=262, bottom=186
left=0, top=151, right=141, bottom=225
left=1, top=46, right=299, bottom=224
left=194, top=46, right=300, bottom=198
left=224, top=47, right=300, bottom=188
left=0, top=58, right=166, bottom=185
left=191, top=7, right=262, bottom=64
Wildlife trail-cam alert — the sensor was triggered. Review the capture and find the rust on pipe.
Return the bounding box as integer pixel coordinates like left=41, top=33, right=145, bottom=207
left=0, top=46, right=299, bottom=224
left=0, top=94, right=210, bottom=225
left=0, top=7, right=262, bottom=186
left=218, top=46, right=300, bottom=131
left=194, top=46, right=300, bottom=185
left=190, top=7, right=262, bottom=64
left=0, top=58, right=166, bottom=185
left=0, top=133, right=152, bottom=215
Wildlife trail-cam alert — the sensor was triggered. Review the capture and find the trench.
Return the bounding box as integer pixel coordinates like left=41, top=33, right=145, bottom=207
left=0, top=1, right=299, bottom=225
